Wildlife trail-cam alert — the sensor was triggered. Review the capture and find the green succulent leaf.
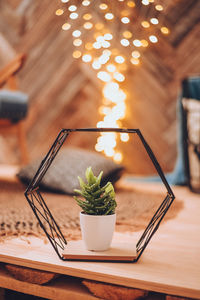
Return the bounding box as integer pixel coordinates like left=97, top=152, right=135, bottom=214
left=74, top=167, right=117, bottom=215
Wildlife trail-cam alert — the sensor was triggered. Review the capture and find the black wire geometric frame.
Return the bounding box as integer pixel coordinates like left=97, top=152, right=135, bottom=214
left=24, top=128, right=175, bottom=262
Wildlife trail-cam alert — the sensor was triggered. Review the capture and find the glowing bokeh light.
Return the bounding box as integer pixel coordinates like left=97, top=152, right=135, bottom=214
left=82, top=54, right=92, bottom=62
left=149, top=35, right=158, bottom=43
left=62, top=23, right=71, bottom=30
left=115, top=56, right=125, bottom=64
left=121, top=17, right=130, bottom=24
left=72, top=30, right=81, bottom=37
left=55, top=9, right=64, bottom=16
left=105, top=13, right=114, bottom=20
left=72, top=50, right=82, bottom=58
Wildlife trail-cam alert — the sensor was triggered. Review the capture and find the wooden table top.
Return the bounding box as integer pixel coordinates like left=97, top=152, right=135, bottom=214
left=0, top=183, right=199, bottom=299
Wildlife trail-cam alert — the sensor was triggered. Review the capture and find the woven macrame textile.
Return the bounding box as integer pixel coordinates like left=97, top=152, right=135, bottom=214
left=0, top=181, right=183, bottom=242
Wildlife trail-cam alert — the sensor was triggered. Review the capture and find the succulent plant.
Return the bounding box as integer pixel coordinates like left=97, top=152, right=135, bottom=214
left=74, top=166, right=117, bottom=215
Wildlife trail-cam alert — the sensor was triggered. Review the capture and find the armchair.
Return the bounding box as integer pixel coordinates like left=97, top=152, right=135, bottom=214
left=0, top=53, right=29, bottom=165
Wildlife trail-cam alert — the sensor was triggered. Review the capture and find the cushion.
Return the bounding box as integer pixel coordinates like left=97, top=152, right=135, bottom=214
left=0, top=89, right=28, bottom=122
left=17, top=147, right=124, bottom=194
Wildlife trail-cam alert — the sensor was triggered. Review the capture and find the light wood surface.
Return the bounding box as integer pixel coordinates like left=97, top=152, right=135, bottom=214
left=62, top=240, right=137, bottom=261
left=0, top=183, right=199, bottom=299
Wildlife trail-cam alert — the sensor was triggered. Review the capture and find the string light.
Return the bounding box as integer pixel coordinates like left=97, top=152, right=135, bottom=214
left=99, top=3, right=108, bottom=10
left=149, top=35, right=158, bottom=43
left=57, top=0, right=169, bottom=162
left=120, top=39, right=130, bottom=46
left=161, top=27, right=170, bottom=34
left=115, top=56, right=125, bottom=63
left=133, top=39, right=142, bottom=47
left=83, top=13, right=92, bottom=20
left=105, top=13, right=114, bottom=20
left=141, top=21, right=150, bottom=28
left=82, top=54, right=92, bottom=62
left=84, top=22, right=93, bottom=29
left=123, top=31, right=132, bottom=39
left=73, top=39, right=82, bottom=46
left=150, top=18, right=159, bottom=25
left=70, top=12, right=79, bottom=19
left=73, top=50, right=82, bottom=58
left=62, top=23, right=71, bottom=30
left=121, top=17, right=130, bottom=24
left=72, top=30, right=81, bottom=37
left=55, top=9, right=64, bottom=16
left=82, top=0, right=90, bottom=6
left=68, top=5, right=77, bottom=12
left=155, top=4, right=163, bottom=11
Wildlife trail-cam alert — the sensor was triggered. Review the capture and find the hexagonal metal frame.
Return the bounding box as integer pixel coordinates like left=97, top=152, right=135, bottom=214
left=24, top=128, right=175, bottom=262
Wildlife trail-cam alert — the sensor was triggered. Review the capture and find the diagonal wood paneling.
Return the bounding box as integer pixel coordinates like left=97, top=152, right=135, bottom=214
left=0, top=0, right=199, bottom=174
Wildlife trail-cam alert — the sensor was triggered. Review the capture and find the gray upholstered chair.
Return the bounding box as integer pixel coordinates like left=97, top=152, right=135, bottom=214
left=0, top=54, right=29, bottom=164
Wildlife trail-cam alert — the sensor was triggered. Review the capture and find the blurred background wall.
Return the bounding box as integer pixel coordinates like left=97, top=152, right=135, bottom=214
left=0, top=0, right=199, bottom=174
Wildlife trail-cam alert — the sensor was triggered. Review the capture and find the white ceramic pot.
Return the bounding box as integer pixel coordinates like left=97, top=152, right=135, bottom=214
left=80, top=212, right=116, bottom=251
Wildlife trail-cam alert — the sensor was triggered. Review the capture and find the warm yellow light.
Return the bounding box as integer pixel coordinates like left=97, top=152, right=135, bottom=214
left=142, top=0, right=149, bottom=5
left=72, top=30, right=81, bottom=37
left=150, top=18, right=159, bottom=24
left=96, top=36, right=104, bottom=43
left=120, top=39, right=130, bottom=47
left=99, top=54, right=110, bottom=64
left=72, top=50, right=82, bottom=58
left=114, top=72, right=125, bottom=82
left=103, top=49, right=111, bottom=56
left=141, top=39, right=149, bottom=47
left=132, top=50, right=140, bottom=58
left=62, top=23, right=71, bottom=30
left=121, top=17, right=130, bottom=24
left=105, top=13, right=114, bottom=20
left=55, top=9, right=64, bottom=16
left=93, top=41, right=101, bottom=49
left=141, top=21, right=150, bottom=28
left=127, top=1, right=135, bottom=8
left=84, top=22, right=93, bottom=29
left=99, top=3, right=108, bottom=10
left=95, top=143, right=104, bottom=152
left=82, top=54, right=92, bottom=62
left=85, top=42, right=93, bottom=50
left=102, top=41, right=111, bottom=48
left=149, top=35, right=158, bottom=43
left=115, top=56, right=125, bottom=64
left=70, top=13, right=78, bottom=19
left=95, top=23, right=104, bottom=30
left=104, top=148, right=115, bottom=157
left=73, top=39, right=82, bottom=46
left=130, top=57, right=140, bottom=65
left=97, top=71, right=111, bottom=82
left=161, top=27, right=170, bottom=34
left=155, top=4, right=163, bottom=11
left=133, top=39, right=142, bottom=47
left=83, top=13, right=92, bottom=20
left=120, top=133, right=129, bottom=142
left=123, top=31, right=132, bottom=39
left=114, top=152, right=123, bottom=163
left=104, top=33, right=113, bottom=40
left=68, top=5, right=77, bottom=12
left=82, top=0, right=90, bottom=6
left=106, top=64, right=116, bottom=72
left=92, top=60, right=101, bottom=70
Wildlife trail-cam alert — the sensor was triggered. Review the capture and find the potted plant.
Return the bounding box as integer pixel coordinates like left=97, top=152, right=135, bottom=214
left=74, top=166, right=117, bottom=251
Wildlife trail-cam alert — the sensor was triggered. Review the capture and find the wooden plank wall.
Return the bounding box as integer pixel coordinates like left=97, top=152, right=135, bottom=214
left=0, top=0, right=199, bottom=174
